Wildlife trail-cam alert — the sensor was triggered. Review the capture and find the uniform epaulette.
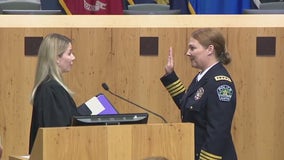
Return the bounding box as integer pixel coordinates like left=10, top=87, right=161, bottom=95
left=214, top=75, right=232, bottom=82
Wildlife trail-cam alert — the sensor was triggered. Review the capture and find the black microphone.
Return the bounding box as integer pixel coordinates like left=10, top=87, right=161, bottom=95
left=102, top=83, right=167, bottom=123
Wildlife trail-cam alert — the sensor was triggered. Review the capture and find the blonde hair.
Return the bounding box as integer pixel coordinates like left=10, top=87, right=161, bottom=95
left=30, top=33, right=73, bottom=104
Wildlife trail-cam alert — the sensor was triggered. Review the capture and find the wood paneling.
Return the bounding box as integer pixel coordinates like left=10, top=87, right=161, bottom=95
left=0, top=15, right=284, bottom=160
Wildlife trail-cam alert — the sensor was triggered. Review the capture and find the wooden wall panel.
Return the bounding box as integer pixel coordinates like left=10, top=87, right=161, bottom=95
left=226, top=28, right=284, bottom=160
left=226, top=28, right=258, bottom=160
left=0, top=28, right=34, bottom=159
left=0, top=15, right=284, bottom=160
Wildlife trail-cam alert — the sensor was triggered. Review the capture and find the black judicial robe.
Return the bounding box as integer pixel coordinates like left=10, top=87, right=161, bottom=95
left=29, top=78, right=91, bottom=153
left=160, top=63, right=237, bottom=160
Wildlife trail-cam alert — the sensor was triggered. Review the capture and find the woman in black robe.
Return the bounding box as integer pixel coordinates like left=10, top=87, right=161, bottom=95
left=29, top=33, right=91, bottom=154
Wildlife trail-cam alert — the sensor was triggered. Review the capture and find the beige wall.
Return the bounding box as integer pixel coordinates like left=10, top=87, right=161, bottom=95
left=0, top=15, right=284, bottom=160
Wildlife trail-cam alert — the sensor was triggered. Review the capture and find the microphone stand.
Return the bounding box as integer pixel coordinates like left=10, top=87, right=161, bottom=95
left=102, top=83, right=167, bottom=123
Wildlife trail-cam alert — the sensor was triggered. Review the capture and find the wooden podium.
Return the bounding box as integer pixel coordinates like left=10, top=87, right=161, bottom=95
left=28, top=123, right=194, bottom=160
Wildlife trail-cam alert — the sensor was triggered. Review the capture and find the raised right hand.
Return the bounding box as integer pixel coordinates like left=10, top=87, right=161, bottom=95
left=164, top=47, right=174, bottom=75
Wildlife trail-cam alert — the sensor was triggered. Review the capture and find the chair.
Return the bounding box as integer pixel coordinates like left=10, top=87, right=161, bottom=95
left=0, top=0, right=40, bottom=14
left=243, top=0, right=284, bottom=14
left=259, top=2, right=284, bottom=9
left=123, top=3, right=180, bottom=15
left=243, top=9, right=284, bottom=14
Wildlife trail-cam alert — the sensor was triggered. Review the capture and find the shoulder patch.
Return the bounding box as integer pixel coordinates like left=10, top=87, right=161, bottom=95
left=214, top=75, right=232, bottom=82
left=217, top=85, right=233, bottom=102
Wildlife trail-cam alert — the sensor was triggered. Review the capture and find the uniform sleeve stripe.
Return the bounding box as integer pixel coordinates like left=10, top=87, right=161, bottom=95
left=199, top=157, right=206, bottom=160
left=199, top=154, right=218, bottom=160
left=200, top=149, right=222, bottom=160
left=165, top=79, right=182, bottom=89
left=168, top=81, right=183, bottom=93
left=165, top=79, right=185, bottom=97
left=171, top=86, right=185, bottom=97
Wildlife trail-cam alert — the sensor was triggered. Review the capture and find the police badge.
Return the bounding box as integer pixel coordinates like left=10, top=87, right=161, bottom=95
left=194, top=87, right=204, bottom=100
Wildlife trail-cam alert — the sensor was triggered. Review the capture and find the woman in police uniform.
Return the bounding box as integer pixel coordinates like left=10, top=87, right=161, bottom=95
left=160, top=28, right=237, bottom=160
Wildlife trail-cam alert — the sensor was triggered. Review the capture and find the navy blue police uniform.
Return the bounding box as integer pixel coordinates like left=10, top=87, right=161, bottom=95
left=160, top=62, right=237, bottom=160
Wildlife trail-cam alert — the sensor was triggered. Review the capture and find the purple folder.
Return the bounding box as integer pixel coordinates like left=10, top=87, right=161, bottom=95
left=96, top=93, right=119, bottom=115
